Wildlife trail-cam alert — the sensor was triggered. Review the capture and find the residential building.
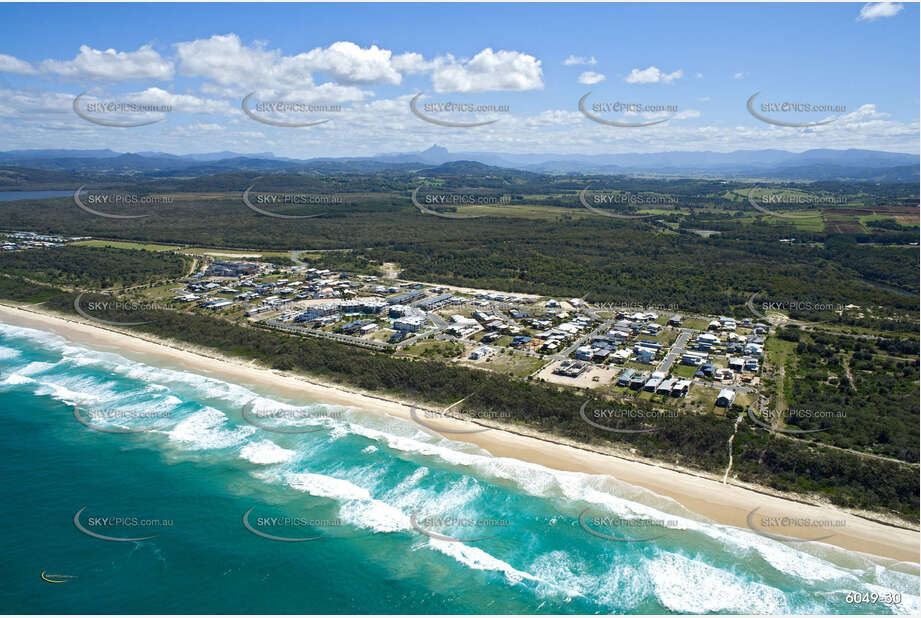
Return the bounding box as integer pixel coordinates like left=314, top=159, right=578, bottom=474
left=393, top=316, right=426, bottom=333
left=416, top=293, right=456, bottom=311
left=656, top=378, right=676, bottom=395
left=616, top=368, right=636, bottom=386
left=386, top=289, right=426, bottom=305
left=671, top=380, right=692, bottom=398
left=681, top=351, right=708, bottom=366
left=470, top=346, right=492, bottom=360
left=716, top=389, right=736, bottom=407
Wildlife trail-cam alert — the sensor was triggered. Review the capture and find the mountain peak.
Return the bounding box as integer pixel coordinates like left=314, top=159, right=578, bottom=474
left=422, top=144, right=449, bottom=155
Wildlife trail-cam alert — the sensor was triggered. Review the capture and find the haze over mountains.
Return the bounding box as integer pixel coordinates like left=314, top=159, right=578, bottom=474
left=0, top=145, right=917, bottom=182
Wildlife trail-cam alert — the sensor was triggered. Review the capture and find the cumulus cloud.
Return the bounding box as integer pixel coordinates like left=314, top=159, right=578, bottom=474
left=624, top=66, right=683, bottom=84
left=39, top=44, right=174, bottom=81
left=0, top=87, right=75, bottom=118
left=121, top=87, right=233, bottom=114
left=430, top=48, right=543, bottom=93
left=857, top=2, right=903, bottom=21
left=839, top=103, right=890, bottom=122
left=391, top=52, right=434, bottom=74
left=176, top=34, right=318, bottom=89
left=0, top=54, right=36, bottom=75
left=563, top=55, right=597, bottom=66
left=300, top=41, right=403, bottom=85
left=175, top=34, right=405, bottom=96
left=578, top=71, right=605, bottom=85
left=174, top=34, right=530, bottom=103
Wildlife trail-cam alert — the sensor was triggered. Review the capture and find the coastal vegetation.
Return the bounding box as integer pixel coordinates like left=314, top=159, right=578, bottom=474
left=0, top=274, right=914, bottom=520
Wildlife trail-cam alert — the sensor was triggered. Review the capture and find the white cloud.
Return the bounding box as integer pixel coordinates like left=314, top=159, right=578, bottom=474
left=430, top=48, right=543, bottom=93
left=621, top=108, right=700, bottom=122
left=523, top=109, right=584, bottom=127
left=391, top=52, right=434, bottom=74
left=0, top=54, right=36, bottom=75
left=672, top=109, right=702, bottom=120
left=176, top=34, right=318, bottom=89
left=1, top=94, right=918, bottom=157
left=168, top=122, right=226, bottom=135
left=578, top=71, right=605, bottom=85
left=121, top=87, right=232, bottom=114
left=39, top=44, right=174, bottom=81
left=857, top=2, right=903, bottom=21
left=300, top=41, right=403, bottom=85
left=201, top=81, right=369, bottom=105
left=696, top=72, right=704, bottom=79
left=0, top=87, right=75, bottom=119
left=839, top=103, right=889, bottom=122
left=563, top=55, right=597, bottom=66
left=269, top=84, right=369, bottom=104
left=733, top=72, right=745, bottom=79
left=175, top=34, right=401, bottom=94
left=624, top=66, right=683, bottom=84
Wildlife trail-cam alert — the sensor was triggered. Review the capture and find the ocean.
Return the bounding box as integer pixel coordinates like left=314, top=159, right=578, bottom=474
left=0, top=320, right=917, bottom=614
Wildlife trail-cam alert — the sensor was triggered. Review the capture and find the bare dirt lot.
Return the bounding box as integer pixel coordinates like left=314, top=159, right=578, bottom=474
left=535, top=360, right=620, bottom=388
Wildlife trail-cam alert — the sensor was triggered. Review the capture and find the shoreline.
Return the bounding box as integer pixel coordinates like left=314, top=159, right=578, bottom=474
left=0, top=302, right=918, bottom=564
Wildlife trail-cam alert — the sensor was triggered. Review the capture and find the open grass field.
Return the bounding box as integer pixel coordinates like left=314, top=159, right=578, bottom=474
left=72, top=240, right=181, bottom=251
left=445, top=203, right=588, bottom=220
left=401, top=339, right=465, bottom=360
left=474, top=351, right=547, bottom=378
left=184, top=247, right=293, bottom=260
left=764, top=336, right=797, bottom=411
left=671, top=364, right=698, bottom=378
left=681, top=318, right=711, bottom=331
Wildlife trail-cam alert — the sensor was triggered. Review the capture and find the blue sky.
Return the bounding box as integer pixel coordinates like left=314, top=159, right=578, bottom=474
left=0, top=2, right=917, bottom=156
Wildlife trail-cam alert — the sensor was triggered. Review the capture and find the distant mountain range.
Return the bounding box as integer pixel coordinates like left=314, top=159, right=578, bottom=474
left=379, top=146, right=919, bottom=180
left=0, top=145, right=917, bottom=182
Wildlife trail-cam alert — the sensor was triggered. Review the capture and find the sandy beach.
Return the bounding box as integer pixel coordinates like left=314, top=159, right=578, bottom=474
left=0, top=302, right=917, bottom=564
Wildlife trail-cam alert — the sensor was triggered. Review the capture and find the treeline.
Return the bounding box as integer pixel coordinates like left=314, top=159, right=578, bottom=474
left=732, top=432, right=918, bottom=517
left=0, top=246, right=189, bottom=289
left=0, top=275, right=60, bottom=302
left=1, top=174, right=916, bottom=321
left=2, top=281, right=911, bottom=520
left=774, top=326, right=919, bottom=463
left=0, top=166, right=126, bottom=190
left=359, top=219, right=918, bottom=320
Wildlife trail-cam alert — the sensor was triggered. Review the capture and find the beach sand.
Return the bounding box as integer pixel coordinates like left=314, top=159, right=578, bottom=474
left=0, top=302, right=917, bottom=564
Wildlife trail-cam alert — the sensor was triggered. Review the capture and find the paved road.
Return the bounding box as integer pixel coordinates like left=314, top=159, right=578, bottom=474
left=657, top=329, right=692, bottom=373
left=426, top=311, right=447, bottom=330
left=559, top=319, right=614, bottom=358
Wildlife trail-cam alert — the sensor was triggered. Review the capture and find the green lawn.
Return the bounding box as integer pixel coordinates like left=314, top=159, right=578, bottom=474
left=478, top=352, right=547, bottom=378
left=671, top=364, right=698, bottom=378
left=72, top=240, right=180, bottom=251
left=682, top=318, right=710, bottom=331
left=765, top=336, right=797, bottom=411
left=625, top=361, right=655, bottom=371
left=653, top=330, right=678, bottom=345
left=685, top=385, right=718, bottom=409
left=402, top=340, right=465, bottom=360
left=185, top=247, right=292, bottom=260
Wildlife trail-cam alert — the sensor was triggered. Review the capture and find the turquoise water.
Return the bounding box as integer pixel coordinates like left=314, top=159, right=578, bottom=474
left=0, top=320, right=917, bottom=614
